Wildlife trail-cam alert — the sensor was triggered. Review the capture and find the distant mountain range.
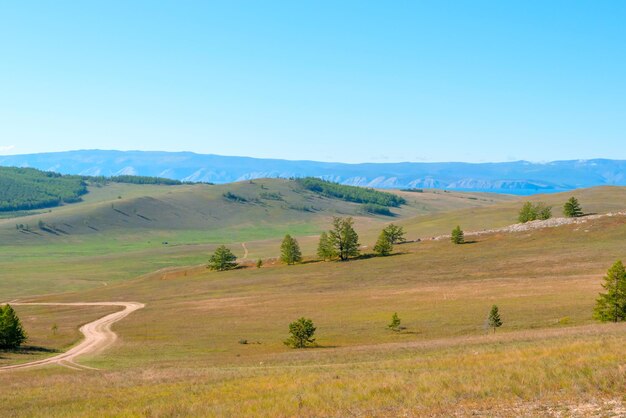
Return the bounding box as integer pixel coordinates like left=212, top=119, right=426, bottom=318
left=1, top=150, right=625, bottom=194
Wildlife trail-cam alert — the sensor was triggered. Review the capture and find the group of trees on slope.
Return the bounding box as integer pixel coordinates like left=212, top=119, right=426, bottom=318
left=207, top=218, right=407, bottom=271
left=88, top=175, right=184, bottom=186
left=518, top=196, right=584, bottom=223
left=0, top=167, right=88, bottom=212
left=0, top=305, right=27, bottom=349
left=296, top=177, right=406, bottom=207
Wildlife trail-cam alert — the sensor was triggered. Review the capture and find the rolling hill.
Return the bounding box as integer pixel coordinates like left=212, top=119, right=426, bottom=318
left=1, top=184, right=626, bottom=416
left=2, top=149, right=626, bottom=193
left=0, top=176, right=515, bottom=297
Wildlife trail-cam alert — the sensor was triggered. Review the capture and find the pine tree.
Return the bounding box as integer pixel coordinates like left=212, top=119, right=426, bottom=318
left=207, top=245, right=238, bottom=271
left=284, top=317, right=316, bottom=348
left=487, top=305, right=502, bottom=333
left=373, top=230, right=393, bottom=256
left=317, top=231, right=335, bottom=261
left=388, top=312, right=401, bottom=331
left=451, top=225, right=464, bottom=244
left=563, top=197, right=583, bottom=218
left=328, top=217, right=360, bottom=261
left=256, top=259, right=263, bottom=268
left=594, top=260, right=626, bottom=322
left=0, top=304, right=27, bottom=349
left=280, top=234, right=302, bottom=265
left=383, top=224, right=406, bottom=244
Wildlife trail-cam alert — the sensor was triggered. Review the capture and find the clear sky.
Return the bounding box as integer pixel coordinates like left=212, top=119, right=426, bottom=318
left=1, top=1, right=625, bottom=163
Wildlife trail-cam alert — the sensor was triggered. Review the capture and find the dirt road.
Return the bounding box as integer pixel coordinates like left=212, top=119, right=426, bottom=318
left=0, top=301, right=144, bottom=371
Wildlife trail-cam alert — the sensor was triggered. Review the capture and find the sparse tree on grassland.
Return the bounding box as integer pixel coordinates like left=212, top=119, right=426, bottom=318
left=563, top=197, right=583, bottom=218
left=0, top=304, right=27, bottom=349
left=518, top=202, right=536, bottom=223
left=284, top=317, right=316, bottom=348
left=383, top=224, right=405, bottom=244
left=594, top=260, right=626, bottom=322
left=317, top=231, right=335, bottom=261
left=488, top=305, right=502, bottom=333
left=328, top=217, right=360, bottom=261
left=256, top=259, right=263, bottom=268
left=280, top=234, right=302, bottom=265
left=518, top=202, right=552, bottom=223
left=207, top=245, right=238, bottom=271
left=388, top=312, right=401, bottom=331
left=451, top=225, right=464, bottom=244
left=374, top=230, right=393, bottom=256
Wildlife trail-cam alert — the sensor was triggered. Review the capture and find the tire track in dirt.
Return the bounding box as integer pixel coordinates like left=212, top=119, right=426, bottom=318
left=0, top=302, right=144, bottom=372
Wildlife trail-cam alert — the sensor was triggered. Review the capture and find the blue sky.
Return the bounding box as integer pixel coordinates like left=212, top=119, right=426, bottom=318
left=1, top=1, right=625, bottom=163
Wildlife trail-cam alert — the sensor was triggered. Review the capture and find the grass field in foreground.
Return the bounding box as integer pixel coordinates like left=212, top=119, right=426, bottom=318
left=1, top=208, right=625, bottom=415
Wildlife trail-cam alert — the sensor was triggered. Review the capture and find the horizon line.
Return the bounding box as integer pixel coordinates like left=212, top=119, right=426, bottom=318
left=0, top=148, right=624, bottom=166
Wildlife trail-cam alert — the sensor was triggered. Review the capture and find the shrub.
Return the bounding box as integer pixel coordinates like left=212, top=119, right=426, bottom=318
left=222, top=192, right=248, bottom=202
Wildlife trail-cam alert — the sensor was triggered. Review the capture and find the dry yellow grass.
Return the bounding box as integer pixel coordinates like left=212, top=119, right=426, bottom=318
left=1, top=187, right=625, bottom=416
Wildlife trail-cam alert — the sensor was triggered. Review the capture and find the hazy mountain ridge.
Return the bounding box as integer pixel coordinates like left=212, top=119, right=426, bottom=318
left=1, top=150, right=624, bottom=194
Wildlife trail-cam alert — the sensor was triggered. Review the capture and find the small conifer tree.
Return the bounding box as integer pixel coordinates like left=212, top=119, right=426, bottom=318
left=488, top=305, right=502, bottom=333
left=284, top=317, right=316, bottom=348
left=280, top=234, right=302, bottom=265
left=563, top=197, right=583, bottom=218
left=0, top=304, right=27, bottom=349
left=451, top=225, right=464, bottom=244
left=207, top=245, right=238, bottom=271
left=388, top=312, right=401, bottom=331
left=373, top=230, right=393, bottom=256
left=317, top=231, right=334, bottom=261
left=594, top=260, right=626, bottom=322
left=256, top=259, right=263, bottom=268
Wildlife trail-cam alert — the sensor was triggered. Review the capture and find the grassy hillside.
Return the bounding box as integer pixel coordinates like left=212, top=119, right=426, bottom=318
left=0, top=179, right=516, bottom=298
left=396, top=186, right=626, bottom=241
left=1, top=202, right=626, bottom=415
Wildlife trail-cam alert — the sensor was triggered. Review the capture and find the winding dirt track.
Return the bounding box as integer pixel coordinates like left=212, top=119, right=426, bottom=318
left=0, top=302, right=144, bottom=371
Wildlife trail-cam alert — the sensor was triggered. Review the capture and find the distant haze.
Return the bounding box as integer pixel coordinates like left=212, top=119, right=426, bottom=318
left=1, top=150, right=624, bottom=195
